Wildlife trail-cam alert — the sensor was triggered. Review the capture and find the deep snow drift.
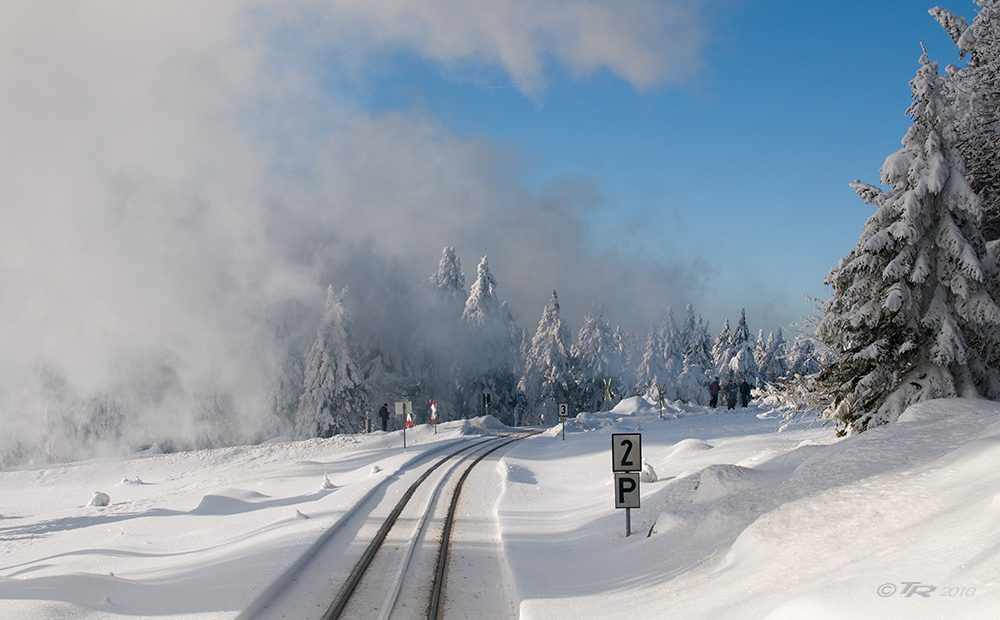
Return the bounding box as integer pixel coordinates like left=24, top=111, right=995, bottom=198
left=1, top=398, right=999, bottom=619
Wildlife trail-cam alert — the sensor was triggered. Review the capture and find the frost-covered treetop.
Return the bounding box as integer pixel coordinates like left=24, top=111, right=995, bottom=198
left=430, top=246, right=465, bottom=301
left=463, top=255, right=501, bottom=328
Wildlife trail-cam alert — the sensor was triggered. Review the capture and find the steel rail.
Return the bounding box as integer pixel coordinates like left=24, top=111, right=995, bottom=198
left=427, top=432, right=537, bottom=620
left=321, top=436, right=498, bottom=620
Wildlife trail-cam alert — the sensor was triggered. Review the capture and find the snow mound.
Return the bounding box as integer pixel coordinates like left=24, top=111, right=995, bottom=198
left=668, top=438, right=714, bottom=457
left=608, top=396, right=657, bottom=417
left=640, top=458, right=658, bottom=483
left=190, top=489, right=270, bottom=515
left=690, top=464, right=761, bottom=504
left=88, top=491, right=110, bottom=507
left=460, top=415, right=508, bottom=435
left=131, top=442, right=164, bottom=458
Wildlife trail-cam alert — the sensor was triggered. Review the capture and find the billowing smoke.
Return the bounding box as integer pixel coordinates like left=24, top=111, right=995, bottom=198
left=0, top=0, right=709, bottom=465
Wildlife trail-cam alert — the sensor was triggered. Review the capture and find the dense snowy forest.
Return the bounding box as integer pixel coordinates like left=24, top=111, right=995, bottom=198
left=287, top=247, right=831, bottom=438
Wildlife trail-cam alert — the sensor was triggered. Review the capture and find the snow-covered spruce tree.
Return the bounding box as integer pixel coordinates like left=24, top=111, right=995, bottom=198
left=616, top=327, right=642, bottom=397
left=754, top=329, right=770, bottom=380
left=405, top=246, right=471, bottom=424
left=931, top=1, right=1000, bottom=240
left=756, top=328, right=788, bottom=384
left=784, top=334, right=826, bottom=377
left=676, top=361, right=710, bottom=405
left=684, top=314, right=714, bottom=372
left=635, top=324, right=670, bottom=400
left=459, top=256, right=520, bottom=423
left=430, top=246, right=466, bottom=304
left=660, top=308, right=685, bottom=396
left=816, top=50, right=1000, bottom=433
left=572, top=305, right=626, bottom=412
left=712, top=319, right=735, bottom=382
left=295, top=286, right=369, bottom=439
left=728, top=309, right=759, bottom=385
left=518, top=291, right=574, bottom=424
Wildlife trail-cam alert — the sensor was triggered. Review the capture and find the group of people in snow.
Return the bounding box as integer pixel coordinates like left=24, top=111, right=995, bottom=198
left=708, top=377, right=752, bottom=410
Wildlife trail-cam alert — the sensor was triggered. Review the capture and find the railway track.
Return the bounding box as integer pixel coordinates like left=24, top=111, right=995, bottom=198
left=243, top=431, right=535, bottom=620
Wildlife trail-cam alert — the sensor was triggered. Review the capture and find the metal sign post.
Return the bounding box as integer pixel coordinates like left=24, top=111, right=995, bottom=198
left=558, top=403, right=569, bottom=440
left=395, top=401, right=411, bottom=449
left=482, top=392, right=491, bottom=418
left=612, top=433, right=641, bottom=537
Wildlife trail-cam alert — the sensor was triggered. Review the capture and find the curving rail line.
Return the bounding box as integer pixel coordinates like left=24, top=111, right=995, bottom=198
left=321, top=431, right=536, bottom=620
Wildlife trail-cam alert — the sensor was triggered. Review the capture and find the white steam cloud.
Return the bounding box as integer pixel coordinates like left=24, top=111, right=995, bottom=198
left=0, top=0, right=709, bottom=464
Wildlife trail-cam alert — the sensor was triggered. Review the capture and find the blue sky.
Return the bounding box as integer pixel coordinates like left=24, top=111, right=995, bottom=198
left=321, top=0, right=969, bottom=335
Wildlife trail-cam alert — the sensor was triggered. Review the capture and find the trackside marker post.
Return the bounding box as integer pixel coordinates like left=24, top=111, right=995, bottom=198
left=558, top=403, right=569, bottom=440
left=612, top=433, right=641, bottom=537
left=395, top=401, right=411, bottom=449
left=430, top=400, right=437, bottom=434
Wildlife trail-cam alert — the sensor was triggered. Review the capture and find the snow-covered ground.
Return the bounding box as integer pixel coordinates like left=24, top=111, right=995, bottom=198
left=2, top=397, right=999, bottom=619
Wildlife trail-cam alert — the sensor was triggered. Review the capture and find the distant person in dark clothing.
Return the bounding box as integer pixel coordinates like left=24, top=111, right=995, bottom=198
left=709, top=378, right=721, bottom=408
left=739, top=379, right=752, bottom=408
left=725, top=379, right=738, bottom=410
left=379, top=403, right=390, bottom=432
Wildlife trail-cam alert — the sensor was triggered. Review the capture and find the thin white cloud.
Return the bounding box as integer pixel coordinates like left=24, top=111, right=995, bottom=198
left=299, top=0, right=706, bottom=92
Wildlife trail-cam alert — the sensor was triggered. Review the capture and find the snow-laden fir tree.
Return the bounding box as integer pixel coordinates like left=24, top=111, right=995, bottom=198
left=755, top=328, right=788, bottom=384
left=459, top=256, right=520, bottom=423
left=681, top=303, right=698, bottom=351
left=676, top=361, right=710, bottom=405
left=430, top=246, right=466, bottom=304
left=684, top=314, right=714, bottom=372
left=712, top=319, right=734, bottom=382
left=408, top=246, right=472, bottom=424
left=784, top=334, right=826, bottom=377
left=295, top=286, right=369, bottom=438
left=661, top=308, right=685, bottom=392
left=754, top=329, right=769, bottom=379
left=572, top=305, right=626, bottom=411
left=518, top=291, right=573, bottom=424
left=816, top=49, right=1000, bottom=433
left=635, top=324, right=670, bottom=400
left=727, top=309, right=759, bottom=385
left=616, top=327, right=642, bottom=397
left=931, top=1, right=1000, bottom=240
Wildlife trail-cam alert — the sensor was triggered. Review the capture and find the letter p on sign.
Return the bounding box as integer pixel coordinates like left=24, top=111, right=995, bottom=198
left=615, top=473, right=640, bottom=508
